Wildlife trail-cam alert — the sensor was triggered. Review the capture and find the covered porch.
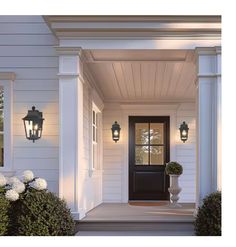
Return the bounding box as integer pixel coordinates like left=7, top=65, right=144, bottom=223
left=44, top=15, right=221, bottom=221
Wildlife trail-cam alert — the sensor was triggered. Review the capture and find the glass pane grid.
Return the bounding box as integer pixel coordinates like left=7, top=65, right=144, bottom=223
left=135, top=122, right=165, bottom=166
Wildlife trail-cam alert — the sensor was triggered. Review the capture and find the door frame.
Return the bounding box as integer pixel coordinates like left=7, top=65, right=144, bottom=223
left=128, top=116, right=170, bottom=200
left=120, top=104, right=178, bottom=203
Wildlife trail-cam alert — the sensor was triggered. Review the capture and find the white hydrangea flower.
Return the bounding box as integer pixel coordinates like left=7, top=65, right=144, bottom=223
left=12, top=182, right=25, bottom=194
left=5, top=189, right=19, bottom=201
left=0, top=173, right=7, bottom=187
left=7, top=176, right=20, bottom=185
left=22, top=170, right=34, bottom=182
left=32, top=178, right=47, bottom=191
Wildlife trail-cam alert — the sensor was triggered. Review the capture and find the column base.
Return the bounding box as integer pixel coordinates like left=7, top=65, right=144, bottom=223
left=71, top=208, right=86, bottom=220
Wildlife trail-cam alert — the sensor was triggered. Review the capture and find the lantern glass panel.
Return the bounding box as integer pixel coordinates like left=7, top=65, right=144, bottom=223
left=25, top=120, right=33, bottom=139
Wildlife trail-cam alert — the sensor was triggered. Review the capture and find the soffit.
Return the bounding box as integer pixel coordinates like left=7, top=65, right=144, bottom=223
left=84, top=49, right=196, bottom=103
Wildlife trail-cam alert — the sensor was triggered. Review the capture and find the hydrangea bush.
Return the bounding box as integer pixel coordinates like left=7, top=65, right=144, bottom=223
left=0, top=170, right=75, bottom=236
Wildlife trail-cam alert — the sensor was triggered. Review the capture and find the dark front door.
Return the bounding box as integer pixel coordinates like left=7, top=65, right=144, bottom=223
left=129, top=116, right=170, bottom=200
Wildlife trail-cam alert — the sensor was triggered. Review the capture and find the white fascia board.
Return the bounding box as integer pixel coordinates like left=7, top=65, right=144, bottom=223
left=51, top=22, right=221, bottom=30
left=60, top=39, right=221, bottom=50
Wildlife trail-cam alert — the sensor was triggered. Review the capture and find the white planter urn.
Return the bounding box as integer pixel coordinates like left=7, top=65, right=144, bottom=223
left=168, top=174, right=182, bottom=208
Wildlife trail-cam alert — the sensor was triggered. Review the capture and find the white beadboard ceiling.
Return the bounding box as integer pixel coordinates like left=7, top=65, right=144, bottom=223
left=85, top=49, right=196, bottom=103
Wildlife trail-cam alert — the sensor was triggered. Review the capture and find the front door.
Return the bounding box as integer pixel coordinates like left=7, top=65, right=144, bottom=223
left=129, top=116, right=170, bottom=200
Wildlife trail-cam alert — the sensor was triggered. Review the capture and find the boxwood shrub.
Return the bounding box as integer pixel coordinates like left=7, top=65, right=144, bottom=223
left=194, top=191, right=221, bottom=236
left=0, top=193, right=10, bottom=236
left=8, top=188, right=75, bottom=236
left=165, top=161, right=183, bottom=175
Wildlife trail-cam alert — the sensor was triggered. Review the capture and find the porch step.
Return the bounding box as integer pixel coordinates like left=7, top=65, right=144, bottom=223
left=76, top=220, right=194, bottom=234
left=75, top=203, right=195, bottom=236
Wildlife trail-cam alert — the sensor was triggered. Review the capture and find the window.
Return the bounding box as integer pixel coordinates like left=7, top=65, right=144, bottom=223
left=92, top=103, right=100, bottom=170
left=0, top=73, right=13, bottom=170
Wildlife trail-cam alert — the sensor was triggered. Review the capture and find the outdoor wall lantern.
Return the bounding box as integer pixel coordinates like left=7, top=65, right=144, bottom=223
left=111, top=121, right=121, bottom=143
left=179, top=121, right=189, bottom=143
left=22, top=106, right=44, bottom=143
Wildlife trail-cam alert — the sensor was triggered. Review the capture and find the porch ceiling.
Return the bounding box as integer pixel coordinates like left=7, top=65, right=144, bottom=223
left=84, top=49, right=196, bottom=103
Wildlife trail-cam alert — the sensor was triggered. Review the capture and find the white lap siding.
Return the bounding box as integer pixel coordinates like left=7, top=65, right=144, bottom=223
left=0, top=16, right=59, bottom=193
left=176, top=103, right=196, bottom=202
left=102, top=103, right=196, bottom=203
left=103, top=107, right=123, bottom=202
left=82, top=83, right=103, bottom=211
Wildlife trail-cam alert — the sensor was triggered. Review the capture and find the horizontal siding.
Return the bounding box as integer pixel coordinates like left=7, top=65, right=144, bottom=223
left=14, top=90, right=58, bottom=102
left=0, top=23, right=52, bottom=34
left=0, top=57, right=58, bottom=68
left=102, top=103, right=196, bottom=203
left=176, top=103, right=196, bottom=202
left=0, top=34, right=57, bottom=45
left=1, top=68, right=58, bottom=79
left=14, top=147, right=59, bottom=159
left=79, top=82, right=103, bottom=213
left=13, top=80, right=59, bottom=91
left=103, top=109, right=123, bottom=202
left=0, top=16, right=45, bottom=23
left=0, top=46, right=57, bottom=57
left=0, top=16, right=59, bottom=194
left=14, top=136, right=59, bottom=147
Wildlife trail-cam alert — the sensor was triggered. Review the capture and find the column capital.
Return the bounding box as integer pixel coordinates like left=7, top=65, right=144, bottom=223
left=55, top=46, right=83, bottom=57
left=56, top=47, right=85, bottom=83
left=195, top=46, right=221, bottom=56
left=195, top=46, right=221, bottom=76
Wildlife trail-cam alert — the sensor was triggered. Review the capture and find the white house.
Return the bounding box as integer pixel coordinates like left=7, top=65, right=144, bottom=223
left=0, top=15, right=221, bottom=220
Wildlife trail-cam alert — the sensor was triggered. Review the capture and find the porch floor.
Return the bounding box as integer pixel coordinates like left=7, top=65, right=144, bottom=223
left=81, top=202, right=195, bottom=222
left=76, top=202, right=195, bottom=236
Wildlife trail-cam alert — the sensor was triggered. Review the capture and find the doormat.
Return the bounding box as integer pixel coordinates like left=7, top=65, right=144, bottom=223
left=129, top=201, right=169, bottom=207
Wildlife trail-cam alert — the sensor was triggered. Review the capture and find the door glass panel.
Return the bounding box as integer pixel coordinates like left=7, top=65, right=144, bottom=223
left=135, top=123, right=149, bottom=144
left=135, top=146, right=149, bottom=165
left=150, top=146, right=164, bottom=165
left=150, top=123, right=164, bottom=144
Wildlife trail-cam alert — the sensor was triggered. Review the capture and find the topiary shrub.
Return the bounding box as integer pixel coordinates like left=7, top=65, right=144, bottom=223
left=165, top=161, right=183, bottom=175
left=0, top=193, right=10, bottom=236
left=9, top=188, right=75, bottom=236
left=194, top=191, right=221, bottom=236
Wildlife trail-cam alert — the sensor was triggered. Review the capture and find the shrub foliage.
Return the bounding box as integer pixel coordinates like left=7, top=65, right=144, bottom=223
left=0, top=193, right=10, bottom=236
left=165, top=161, right=183, bottom=175
left=194, top=191, right=221, bottom=236
left=9, top=188, right=75, bottom=236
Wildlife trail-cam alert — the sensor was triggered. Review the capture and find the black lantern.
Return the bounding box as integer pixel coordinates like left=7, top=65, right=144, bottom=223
left=111, top=121, right=121, bottom=142
left=22, top=106, right=44, bottom=142
left=179, top=121, right=189, bottom=143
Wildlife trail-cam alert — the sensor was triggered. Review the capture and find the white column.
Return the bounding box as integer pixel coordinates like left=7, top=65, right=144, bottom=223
left=56, top=48, right=85, bottom=220
left=195, top=47, right=221, bottom=205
